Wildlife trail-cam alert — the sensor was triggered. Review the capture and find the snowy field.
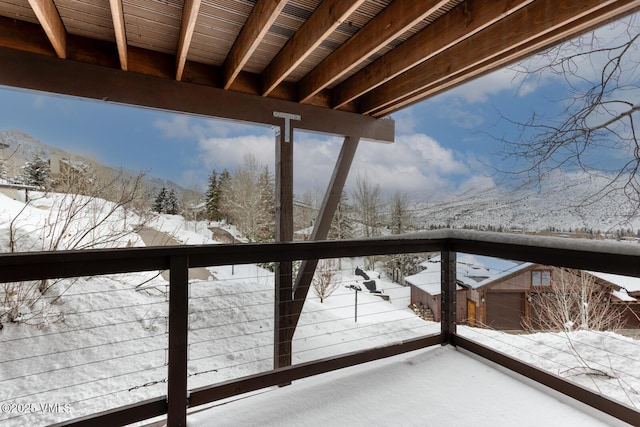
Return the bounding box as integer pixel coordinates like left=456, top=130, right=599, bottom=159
left=0, top=191, right=638, bottom=426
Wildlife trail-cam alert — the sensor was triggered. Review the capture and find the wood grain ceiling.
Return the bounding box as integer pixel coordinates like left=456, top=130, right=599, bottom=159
left=0, top=0, right=639, bottom=121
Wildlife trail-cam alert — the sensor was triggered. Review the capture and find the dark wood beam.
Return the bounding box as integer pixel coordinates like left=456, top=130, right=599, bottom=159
left=108, top=0, right=127, bottom=71
left=175, top=0, right=202, bottom=81
left=27, top=0, right=66, bottom=58
left=290, top=136, right=360, bottom=336
left=261, top=0, right=364, bottom=96
left=0, top=45, right=394, bottom=142
left=222, top=0, right=288, bottom=89
left=331, top=0, right=534, bottom=109
left=167, top=255, right=189, bottom=426
left=362, top=0, right=640, bottom=117
left=274, top=126, right=294, bottom=369
left=297, top=0, right=450, bottom=103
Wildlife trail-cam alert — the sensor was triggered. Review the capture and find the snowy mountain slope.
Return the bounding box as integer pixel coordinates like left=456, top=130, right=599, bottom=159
left=0, top=129, right=186, bottom=194
left=414, top=172, right=640, bottom=233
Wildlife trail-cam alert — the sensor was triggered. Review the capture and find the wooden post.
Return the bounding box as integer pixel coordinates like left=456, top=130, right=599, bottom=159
left=290, top=136, right=360, bottom=334
left=274, top=126, right=293, bottom=369
left=441, top=250, right=457, bottom=344
left=167, top=254, right=189, bottom=426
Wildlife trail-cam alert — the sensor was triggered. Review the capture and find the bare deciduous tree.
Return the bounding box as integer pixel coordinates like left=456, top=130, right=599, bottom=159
left=498, top=17, right=640, bottom=217
left=2, top=167, right=152, bottom=326
left=389, top=191, right=413, bottom=235
left=312, top=259, right=340, bottom=303
left=352, top=174, right=382, bottom=238
left=525, top=268, right=624, bottom=332
left=220, top=155, right=274, bottom=242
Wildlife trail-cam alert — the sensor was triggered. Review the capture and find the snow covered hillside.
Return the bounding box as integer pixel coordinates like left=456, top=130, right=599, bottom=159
left=414, top=171, right=640, bottom=233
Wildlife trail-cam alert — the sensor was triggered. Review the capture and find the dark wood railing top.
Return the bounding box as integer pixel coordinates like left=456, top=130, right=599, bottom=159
left=2, top=229, right=640, bottom=283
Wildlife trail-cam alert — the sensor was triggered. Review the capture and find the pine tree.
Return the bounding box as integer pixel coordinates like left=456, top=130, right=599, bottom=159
left=153, top=187, right=167, bottom=213
left=205, top=169, right=222, bottom=221
left=256, top=165, right=275, bottom=242
left=23, top=153, right=50, bottom=188
left=165, top=189, right=179, bottom=214
left=218, top=169, right=232, bottom=222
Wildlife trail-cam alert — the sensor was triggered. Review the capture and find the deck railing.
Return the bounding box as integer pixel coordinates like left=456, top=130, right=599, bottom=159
left=1, top=229, right=639, bottom=426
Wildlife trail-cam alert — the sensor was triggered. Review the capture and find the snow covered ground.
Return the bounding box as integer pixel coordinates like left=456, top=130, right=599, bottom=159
left=0, top=191, right=638, bottom=426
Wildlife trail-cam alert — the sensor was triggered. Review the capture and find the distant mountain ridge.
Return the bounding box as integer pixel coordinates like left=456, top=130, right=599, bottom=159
left=0, top=129, right=187, bottom=195
left=414, top=171, right=640, bottom=234
left=3, top=129, right=638, bottom=234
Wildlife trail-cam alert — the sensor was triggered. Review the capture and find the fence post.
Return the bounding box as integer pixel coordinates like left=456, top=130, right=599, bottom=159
left=441, top=250, right=457, bottom=344
left=167, top=255, right=189, bottom=426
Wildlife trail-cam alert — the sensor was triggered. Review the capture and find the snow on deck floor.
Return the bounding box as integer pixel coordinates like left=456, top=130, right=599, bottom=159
left=188, top=346, right=629, bottom=427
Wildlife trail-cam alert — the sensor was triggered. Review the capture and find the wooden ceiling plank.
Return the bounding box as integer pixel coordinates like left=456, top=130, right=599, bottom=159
left=361, top=0, right=640, bottom=117
left=27, top=0, right=66, bottom=58
left=176, top=0, right=202, bottom=80
left=261, top=0, right=365, bottom=96
left=331, top=0, right=534, bottom=109
left=222, top=0, right=288, bottom=89
left=297, top=0, right=450, bottom=103
left=109, top=0, right=128, bottom=70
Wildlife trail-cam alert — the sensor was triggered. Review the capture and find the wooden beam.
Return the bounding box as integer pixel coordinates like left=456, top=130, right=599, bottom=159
left=175, top=0, right=201, bottom=81
left=27, top=0, right=66, bottom=58
left=362, top=0, right=640, bottom=117
left=109, top=0, right=127, bottom=71
left=167, top=255, right=189, bottom=427
left=297, top=0, right=449, bottom=103
left=274, top=126, right=294, bottom=369
left=331, top=0, right=534, bottom=109
left=222, top=0, right=288, bottom=89
left=289, top=136, right=360, bottom=336
left=261, top=0, right=364, bottom=96
left=0, top=46, right=395, bottom=142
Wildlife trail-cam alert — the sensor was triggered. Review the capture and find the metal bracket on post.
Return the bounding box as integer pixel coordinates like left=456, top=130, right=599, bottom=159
left=441, top=250, right=457, bottom=345
left=273, top=111, right=300, bottom=143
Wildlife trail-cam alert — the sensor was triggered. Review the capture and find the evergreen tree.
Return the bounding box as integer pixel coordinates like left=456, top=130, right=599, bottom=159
left=23, top=153, right=50, bottom=188
left=218, top=169, right=232, bottom=222
left=153, top=187, right=167, bottom=213
left=256, top=165, right=275, bottom=241
left=205, top=169, right=222, bottom=221
left=165, top=189, right=179, bottom=214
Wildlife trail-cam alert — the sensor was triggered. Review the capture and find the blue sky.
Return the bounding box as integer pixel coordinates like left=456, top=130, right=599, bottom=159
left=0, top=14, right=636, bottom=199
left=0, top=71, right=543, bottom=197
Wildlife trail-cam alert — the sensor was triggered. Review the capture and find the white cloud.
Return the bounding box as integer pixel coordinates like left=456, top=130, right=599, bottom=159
left=152, top=113, right=491, bottom=199
left=344, top=133, right=472, bottom=196
left=153, top=115, right=193, bottom=139
left=198, top=134, right=275, bottom=171
left=153, top=115, right=270, bottom=140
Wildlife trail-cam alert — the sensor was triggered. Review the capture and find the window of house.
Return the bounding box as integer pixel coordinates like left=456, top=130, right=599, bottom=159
left=532, top=270, right=551, bottom=286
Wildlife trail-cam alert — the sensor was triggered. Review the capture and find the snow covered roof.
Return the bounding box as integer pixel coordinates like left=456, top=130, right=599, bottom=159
left=473, top=262, right=535, bottom=289
left=611, top=289, right=637, bottom=302
left=405, top=254, right=523, bottom=294
left=588, top=271, right=640, bottom=294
